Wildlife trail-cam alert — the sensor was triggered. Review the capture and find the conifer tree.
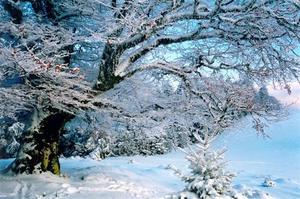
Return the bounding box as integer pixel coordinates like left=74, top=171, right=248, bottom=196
left=171, top=134, right=235, bottom=199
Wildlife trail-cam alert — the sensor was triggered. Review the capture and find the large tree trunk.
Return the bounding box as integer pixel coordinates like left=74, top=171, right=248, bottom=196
left=7, top=108, right=73, bottom=175
left=6, top=43, right=123, bottom=176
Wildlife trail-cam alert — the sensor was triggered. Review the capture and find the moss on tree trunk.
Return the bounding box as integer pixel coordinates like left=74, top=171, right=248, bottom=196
left=41, top=141, right=60, bottom=175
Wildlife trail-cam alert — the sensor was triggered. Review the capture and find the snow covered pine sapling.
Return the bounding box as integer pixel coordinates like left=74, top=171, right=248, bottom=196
left=169, top=134, right=236, bottom=199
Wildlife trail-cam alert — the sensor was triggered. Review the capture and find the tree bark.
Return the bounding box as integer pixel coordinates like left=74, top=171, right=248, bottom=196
left=95, top=44, right=123, bottom=91
left=7, top=108, right=73, bottom=175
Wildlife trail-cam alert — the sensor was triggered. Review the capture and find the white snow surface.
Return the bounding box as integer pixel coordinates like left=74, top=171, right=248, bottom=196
left=0, top=109, right=300, bottom=199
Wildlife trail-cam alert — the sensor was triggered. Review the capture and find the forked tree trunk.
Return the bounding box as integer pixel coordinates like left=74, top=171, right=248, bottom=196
left=96, top=44, right=123, bottom=91
left=7, top=43, right=123, bottom=176
left=8, top=108, right=73, bottom=175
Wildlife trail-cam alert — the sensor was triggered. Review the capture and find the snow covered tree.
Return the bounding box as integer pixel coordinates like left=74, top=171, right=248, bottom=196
left=0, top=0, right=299, bottom=175
left=170, top=134, right=235, bottom=199
left=255, top=86, right=282, bottom=111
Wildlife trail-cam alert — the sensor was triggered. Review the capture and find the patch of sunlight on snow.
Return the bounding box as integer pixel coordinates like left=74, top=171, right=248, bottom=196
left=268, top=83, right=300, bottom=108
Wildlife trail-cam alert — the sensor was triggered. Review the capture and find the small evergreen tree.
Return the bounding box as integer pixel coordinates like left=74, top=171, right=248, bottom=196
left=171, top=134, right=235, bottom=199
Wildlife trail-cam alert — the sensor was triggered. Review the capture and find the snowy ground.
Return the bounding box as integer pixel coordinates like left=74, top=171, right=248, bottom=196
left=0, top=109, right=299, bottom=199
